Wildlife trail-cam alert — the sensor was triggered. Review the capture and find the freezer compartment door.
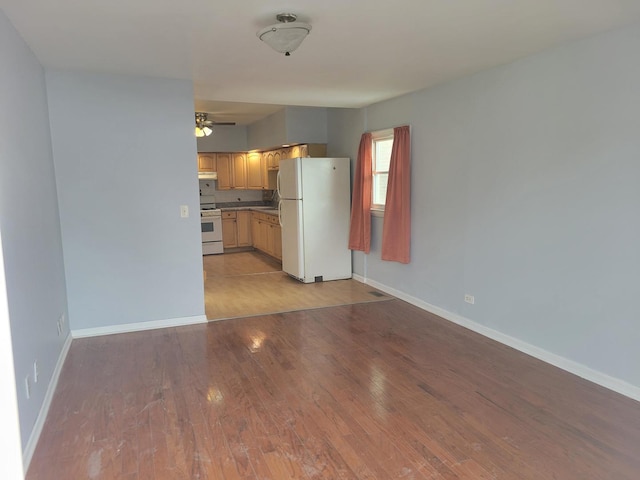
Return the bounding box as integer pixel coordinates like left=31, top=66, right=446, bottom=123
left=280, top=199, right=305, bottom=281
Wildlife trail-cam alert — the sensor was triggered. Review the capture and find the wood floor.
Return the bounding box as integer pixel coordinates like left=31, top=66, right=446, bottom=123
left=203, top=251, right=391, bottom=320
left=27, top=300, right=640, bottom=479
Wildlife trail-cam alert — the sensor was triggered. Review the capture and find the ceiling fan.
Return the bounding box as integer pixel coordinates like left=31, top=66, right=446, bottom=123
left=194, top=112, right=235, bottom=137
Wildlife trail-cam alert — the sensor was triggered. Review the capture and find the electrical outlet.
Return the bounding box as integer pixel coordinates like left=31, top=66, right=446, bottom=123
left=180, top=205, right=189, bottom=218
left=57, top=313, right=65, bottom=336
left=33, top=360, right=39, bottom=383
left=25, top=375, right=31, bottom=399
left=464, top=294, right=475, bottom=305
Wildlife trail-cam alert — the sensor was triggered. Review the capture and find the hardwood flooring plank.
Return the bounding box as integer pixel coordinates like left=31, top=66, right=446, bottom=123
left=203, top=251, right=391, bottom=320
left=27, top=298, right=640, bottom=479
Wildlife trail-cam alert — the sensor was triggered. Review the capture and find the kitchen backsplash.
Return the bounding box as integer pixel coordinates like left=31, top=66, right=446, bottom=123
left=199, top=179, right=267, bottom=205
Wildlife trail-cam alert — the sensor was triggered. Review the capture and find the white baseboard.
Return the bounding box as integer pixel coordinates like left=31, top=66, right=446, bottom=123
left=23, top=332, right=73, bottom=471
left=357, top=277, right=640, bottom=403
left=352, top=273, right=365, bottom=283
left=72, top=314, right=208, bottom=338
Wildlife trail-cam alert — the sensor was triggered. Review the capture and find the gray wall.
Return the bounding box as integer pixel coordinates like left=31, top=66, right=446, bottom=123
left=248, top=106, right=329, bottom=150
left=328, top=24, right=640, bottom=390
left=46, top=71, right=205, bottom=330
left=196, top=125, right=248, bottom=152
left=248, top=108, right=287, bottom=150
left=0, top=10, right=69, bottom=450
left=285, top=106, right=328, bottom=144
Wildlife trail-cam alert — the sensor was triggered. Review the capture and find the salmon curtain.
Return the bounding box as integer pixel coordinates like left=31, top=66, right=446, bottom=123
left=381, top=126, right=411, bottom=263
left=348, top=133, right=373, bottom=253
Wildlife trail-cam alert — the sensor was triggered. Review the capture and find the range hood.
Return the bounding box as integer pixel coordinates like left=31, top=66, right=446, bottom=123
left=198, top=171, right=217, bottom=180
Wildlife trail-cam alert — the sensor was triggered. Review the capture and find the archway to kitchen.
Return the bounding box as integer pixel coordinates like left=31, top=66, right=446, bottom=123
left=197, top=151, right=391, bottom=320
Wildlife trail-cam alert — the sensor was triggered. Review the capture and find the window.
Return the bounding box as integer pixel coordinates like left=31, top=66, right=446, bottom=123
left=371, top=129, right=394, bottom=210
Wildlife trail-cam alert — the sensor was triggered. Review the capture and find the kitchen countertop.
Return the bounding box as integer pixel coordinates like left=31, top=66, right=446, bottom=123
left=220, top=206, right=279, bottom=216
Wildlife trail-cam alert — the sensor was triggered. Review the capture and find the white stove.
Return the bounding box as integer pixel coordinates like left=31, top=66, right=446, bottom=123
left=200, top=204, right=223, bottom=254
left=200, top=208, right=222, bottom=217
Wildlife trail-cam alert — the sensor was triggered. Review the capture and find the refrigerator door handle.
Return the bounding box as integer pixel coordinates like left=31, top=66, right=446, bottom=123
left=276, top=170, right=281, bottom=197
left=278, top=200, right=283, bottom=226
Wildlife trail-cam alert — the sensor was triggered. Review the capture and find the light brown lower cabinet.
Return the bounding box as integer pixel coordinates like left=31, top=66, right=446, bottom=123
left=251, top=212, right=282, bottom=261
left=222, top=211, right=252, bottom=249
left=236, top=211, right=252, bottom=247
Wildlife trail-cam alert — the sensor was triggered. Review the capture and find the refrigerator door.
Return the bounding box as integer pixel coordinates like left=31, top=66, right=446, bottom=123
left=277, top=158, right=303, bottom=200
left=280, top=198, right=305, bottom=281
left=298, top=158, right=353, bottom=282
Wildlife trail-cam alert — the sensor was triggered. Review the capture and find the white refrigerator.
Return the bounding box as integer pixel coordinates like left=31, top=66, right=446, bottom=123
left=278, top=157, right=352, bottom=283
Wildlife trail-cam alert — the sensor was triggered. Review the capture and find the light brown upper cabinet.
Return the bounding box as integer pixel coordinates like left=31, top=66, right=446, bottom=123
left=292, top=143, right=327, bottom=158
left=264, top=150, right=276, bottom=171
left=215, top=153, right=232, bottom=189
left=272, top=150, right=282, bottom=170
left=197, top=153, right=216, bottom=172
left=246, top=152, right=264, bottom=190
left=216, top=152, right=247, bottom=190
left=232, top=152, right=247, bottom=189
left=197, top=144, right=327, bottom=188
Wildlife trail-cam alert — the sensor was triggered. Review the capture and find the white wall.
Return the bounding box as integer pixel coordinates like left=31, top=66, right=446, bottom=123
left=329, top=23, right=640, bottom=393
left=46, top=71, right=205, bottom=331
left=0, top=9, right=69, bottom=455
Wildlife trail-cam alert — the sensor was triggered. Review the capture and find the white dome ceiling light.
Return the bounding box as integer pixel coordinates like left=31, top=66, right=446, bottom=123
left=257, top=13, right=312, bottom=56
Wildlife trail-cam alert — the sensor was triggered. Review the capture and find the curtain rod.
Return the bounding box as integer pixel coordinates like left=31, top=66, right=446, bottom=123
left=364, top=124, right=410, bottom=134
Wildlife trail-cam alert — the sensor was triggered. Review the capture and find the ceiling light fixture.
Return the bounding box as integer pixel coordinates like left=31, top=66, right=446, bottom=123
left=195, top=126, right=212, bottom=137
left=195, top=112, right=213, bottom=137
left=257, top=13, right=311, bottom=56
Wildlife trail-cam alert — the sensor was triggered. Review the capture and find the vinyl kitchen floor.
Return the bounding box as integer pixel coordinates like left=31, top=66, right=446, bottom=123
left=203, top=251, right=391, bottom=321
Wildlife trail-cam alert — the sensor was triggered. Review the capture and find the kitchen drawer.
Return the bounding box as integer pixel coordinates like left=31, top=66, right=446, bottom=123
left=253, top=212, right=279, bottom=224
left=222, top=211, right=237, bottom=219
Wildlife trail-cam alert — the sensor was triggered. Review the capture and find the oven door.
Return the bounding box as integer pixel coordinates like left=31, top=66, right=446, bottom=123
left=201, top=216, right=223, bottom=242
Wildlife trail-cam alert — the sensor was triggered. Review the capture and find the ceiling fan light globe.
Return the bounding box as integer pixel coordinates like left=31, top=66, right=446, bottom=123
left=195, top=127, right=205, bottom=137
left=202, top=126, right=213, bottom=136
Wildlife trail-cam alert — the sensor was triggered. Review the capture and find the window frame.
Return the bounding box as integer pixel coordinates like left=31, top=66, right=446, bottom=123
left=371, top=128, right=394, bottom=214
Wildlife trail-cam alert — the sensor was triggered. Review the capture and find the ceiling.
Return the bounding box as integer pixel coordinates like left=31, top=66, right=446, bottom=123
left=2, top=1, right=640, bottom=125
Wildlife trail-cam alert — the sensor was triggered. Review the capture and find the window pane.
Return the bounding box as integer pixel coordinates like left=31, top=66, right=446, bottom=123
left=373, top=173, right=388, bottom=205
left=374, top=139, right=393, bottom=172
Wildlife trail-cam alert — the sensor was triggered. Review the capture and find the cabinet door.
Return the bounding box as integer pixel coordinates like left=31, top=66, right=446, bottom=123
left=273, top=224, right=282, bottom=260
left=222, top=217, right=237, bottom=248
left=237, top=211, right=252, bottom=247
left=232, top=152, right=247, bottom=189
left=246, top=152, right=263, bottom=190
left=260, top=220, right=271, bottom=254
left=273, top=150, right=282, bottom=169
left=198, top=153, right=216, bottom=172
left=266, top=223, right=277, bottom=257
left=263, top=151, right=275, bottom=170
left=216, top=153, right=232, bottom=189
left=280, top=147, right=292, bottom=160
left=251, top=214, right=261, bottom=249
